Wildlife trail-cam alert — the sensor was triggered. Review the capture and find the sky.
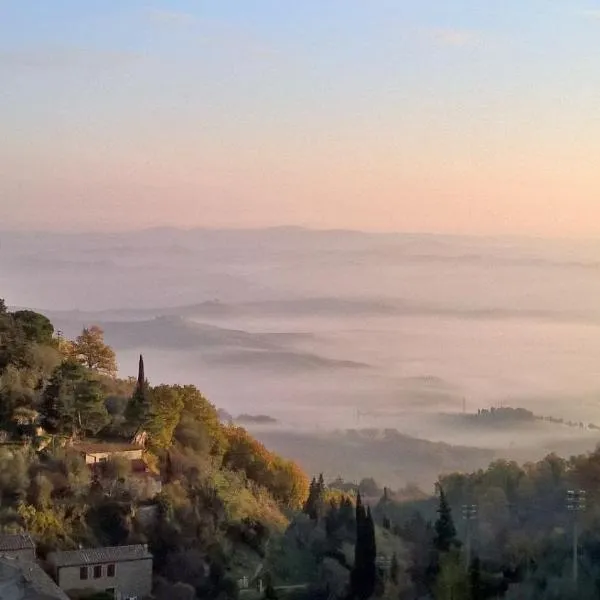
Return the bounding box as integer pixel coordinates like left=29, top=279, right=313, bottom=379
left=1, top=1, right=600, bottom=236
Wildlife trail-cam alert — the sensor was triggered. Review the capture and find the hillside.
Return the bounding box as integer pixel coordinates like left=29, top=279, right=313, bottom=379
left=0, top=299, right=309, bottom=598
left=251, top=428, right=496, bottom=491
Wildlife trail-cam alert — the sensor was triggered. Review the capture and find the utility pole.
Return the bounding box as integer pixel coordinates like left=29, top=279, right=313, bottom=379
left=462, top=504, right=478, bottom=571
left=566, top=489, right=586, bottom=586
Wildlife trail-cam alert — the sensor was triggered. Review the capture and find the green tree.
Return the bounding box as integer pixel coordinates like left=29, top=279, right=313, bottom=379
left=434, top=550, right=468, bottom=600
left=11, top=310, right=54, bottom=345
left=29, top=473, right=54, bottom=508
left=146, top=385, right=184, bottom=448
left=351, top=493, right=377, bottom=600
left=40, top=361, right=109, bottom=437
left=125, top=354, right=152, bottom=429
left=69, top=326, right=117, bottom=376
left=434, top=485, right=458, bottom=554
left=172, top=384, right=227, bottom=457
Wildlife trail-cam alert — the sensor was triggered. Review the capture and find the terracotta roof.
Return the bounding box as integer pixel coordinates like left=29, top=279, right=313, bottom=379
left=0, top=533, right=35, bottom=552
left=0, top=557, right=69, bottom=600
left=48, top=544, right=152, bottom=567
left=72, top=442, right=143, bottom=454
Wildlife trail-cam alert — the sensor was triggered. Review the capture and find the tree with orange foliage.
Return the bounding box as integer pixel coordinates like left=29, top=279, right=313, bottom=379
left=223, top=425, right=309, bottom=509
left=69, top=326, right=117, bottom=376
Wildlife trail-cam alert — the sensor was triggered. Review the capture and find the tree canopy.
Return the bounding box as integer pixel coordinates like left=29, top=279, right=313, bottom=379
left=68, top=325, right=117, bottom=376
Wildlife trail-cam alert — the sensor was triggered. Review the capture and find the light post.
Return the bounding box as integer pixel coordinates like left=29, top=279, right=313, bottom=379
left=462, top=504, right=478, bottom=571
left=566, top=489, right=586, bottom=585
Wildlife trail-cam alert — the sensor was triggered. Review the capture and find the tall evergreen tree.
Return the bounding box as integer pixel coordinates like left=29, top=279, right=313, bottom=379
left=125, top=353, right=152, bottom=429
left=351, top=493, right=377, bottom=600
left=317, top=472, right=325, bottom=494
left=137, top=353, right=145, bottom=388
left=434, top=485, right=458, bottom=553
left=303, top=474, right=326, bottom=520
left=303, top=477, right=317, bottom=519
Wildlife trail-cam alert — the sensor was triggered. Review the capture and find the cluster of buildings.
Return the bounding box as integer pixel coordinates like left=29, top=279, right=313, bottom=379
left=0, top=439, right=161, bottom=599
left=0, top=533, right=152, bottom=600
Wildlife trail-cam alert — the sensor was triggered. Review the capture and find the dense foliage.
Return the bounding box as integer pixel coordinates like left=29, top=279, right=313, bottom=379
left=0, top=298, right=310, bottom=600
left=4, top=296, right=600, bottom=600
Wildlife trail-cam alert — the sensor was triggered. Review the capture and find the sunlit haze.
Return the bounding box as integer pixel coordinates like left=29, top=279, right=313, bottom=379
left=2, top=1, right=600, bottom=236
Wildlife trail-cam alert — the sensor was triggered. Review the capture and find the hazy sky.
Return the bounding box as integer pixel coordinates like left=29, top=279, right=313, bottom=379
left=2, top=1, right=600, bottom=236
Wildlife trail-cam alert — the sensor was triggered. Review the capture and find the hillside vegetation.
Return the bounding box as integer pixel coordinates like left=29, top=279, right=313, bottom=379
left=6, top=297, right=600, bottom=600
left=0, top=298, right=308, bottom=599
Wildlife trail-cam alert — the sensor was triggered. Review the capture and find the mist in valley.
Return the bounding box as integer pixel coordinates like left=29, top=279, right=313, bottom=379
left=2, top=228, right=600, bottom=489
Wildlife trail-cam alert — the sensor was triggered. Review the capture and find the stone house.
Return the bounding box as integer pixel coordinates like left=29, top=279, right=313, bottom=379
left=71, top=442, right=161, bottom=500
left=0, top=555, right=69, bottom=600
left=71, top=442, right=144, bottom=465
left=47, top=544, right=152, bottom=600
left=0, top=534, right=36, bottom=562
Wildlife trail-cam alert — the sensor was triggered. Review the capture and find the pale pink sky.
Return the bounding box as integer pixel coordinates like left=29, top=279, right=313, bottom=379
left=2, top=1, right=600, bottom=237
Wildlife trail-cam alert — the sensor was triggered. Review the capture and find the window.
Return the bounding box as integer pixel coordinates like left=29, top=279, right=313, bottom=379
left=93, top=565, right=102, bottom=579
left=107, top=563, right=116, bottom=577
left=80, top=566, right=88, bottom=580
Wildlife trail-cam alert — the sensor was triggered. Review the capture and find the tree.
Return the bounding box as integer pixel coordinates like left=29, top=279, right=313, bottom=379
left=11, top=310, right=54, bottom=345
left=171, top=384, right=228, bottom=457
left=433, top=550, right=468, bottom=600
left=125, top=354, right=152, bottom=428
left=304, top=477, right=319, bottom=519
left=146, top=385, right=184, bottom=448
left=40, top=360, right=109, bottom=437
left=351, top=493, right=377, bottom=600
left=359, top=477, right=381, bottom=498
left=69, top=326, right=117, bottom=376
left=434, top=485, right=458, bottom=554
left=303, top=473, right=326, bottom=520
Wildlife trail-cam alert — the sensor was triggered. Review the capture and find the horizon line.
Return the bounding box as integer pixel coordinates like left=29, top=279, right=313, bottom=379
left=1, top=225, right=599, bottom=244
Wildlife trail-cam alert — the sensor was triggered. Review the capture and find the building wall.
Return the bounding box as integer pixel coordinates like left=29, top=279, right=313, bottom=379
left=82, top=449, right=143, bottom=465
left=0, top=548, right=36, bottom=562
left=57, top=558, right=152, bottom=599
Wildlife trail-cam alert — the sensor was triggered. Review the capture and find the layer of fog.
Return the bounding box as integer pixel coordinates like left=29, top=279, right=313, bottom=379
left=2, top=228, right=600, bottom=485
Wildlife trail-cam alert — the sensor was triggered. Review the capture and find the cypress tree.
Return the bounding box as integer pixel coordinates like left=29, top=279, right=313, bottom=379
left=317, top=472, right=325, bottom=493
left=351, top=494, right=377, bottom=600
left=434, top=485, right=458, bottom=553
left=125, top=354, right=152, bottom=429
left=365, top=506, right=377, bottom=594
left=137, top=354, right=145, bottom=389
left=303, top=477, right=318, bottom=520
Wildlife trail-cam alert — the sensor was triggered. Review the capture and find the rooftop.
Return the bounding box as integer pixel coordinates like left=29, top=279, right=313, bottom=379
left=71, top=442, right=144, bottom=455
left=0, top=557, right=69, bottom=600
left=0, top=533, right=35, bottom=552
left=48, top=544, right=152, bottom=567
